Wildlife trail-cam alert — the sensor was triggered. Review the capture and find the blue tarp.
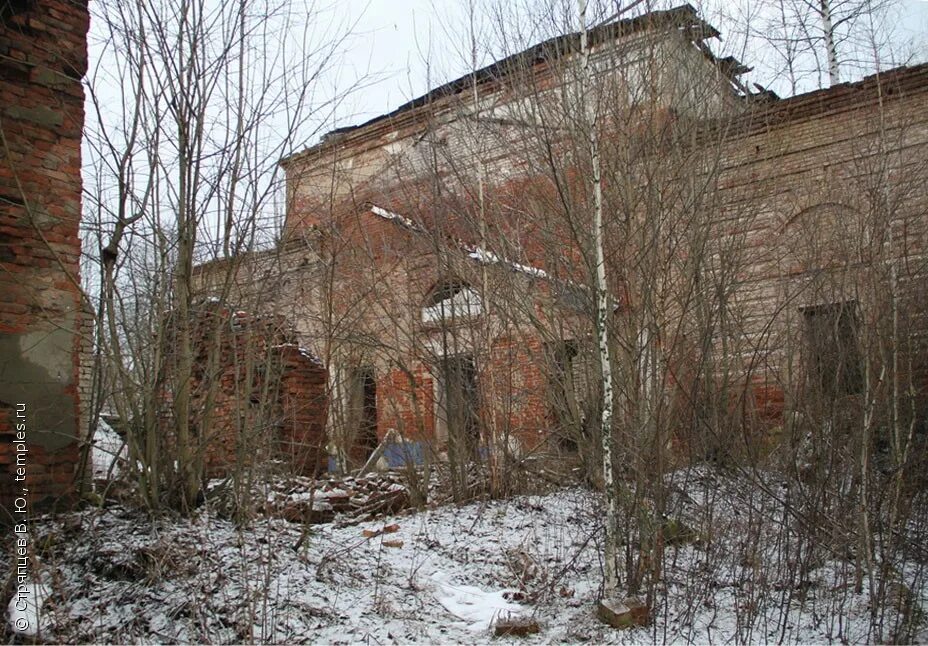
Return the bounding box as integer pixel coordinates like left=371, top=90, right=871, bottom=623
left=384, top=441, right=425, bottom=467
left=328, top=440, right=427, bottom=472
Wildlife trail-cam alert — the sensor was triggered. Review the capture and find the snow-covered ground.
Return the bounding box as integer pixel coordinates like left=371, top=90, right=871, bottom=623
left=5, top=468, right=927, bottom=644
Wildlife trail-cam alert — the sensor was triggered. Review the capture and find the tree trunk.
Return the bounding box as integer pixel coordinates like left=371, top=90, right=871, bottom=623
left=820, top=0, right=841, bottom=85
left=578, top=0, right=620, bottom=597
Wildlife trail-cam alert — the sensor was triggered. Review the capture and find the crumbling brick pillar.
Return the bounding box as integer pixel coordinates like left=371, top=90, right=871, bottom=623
left=0, top=1, right=90, bottom=519
left=278, top=346, right=328, bottom=476
left=174, top=304, right=329, bottom=479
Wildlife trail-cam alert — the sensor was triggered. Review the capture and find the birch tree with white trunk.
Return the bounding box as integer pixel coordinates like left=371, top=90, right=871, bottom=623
left=577, top=0, right=620, bottom=597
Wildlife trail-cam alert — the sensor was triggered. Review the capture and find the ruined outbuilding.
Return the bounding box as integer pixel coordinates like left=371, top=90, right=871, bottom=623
left=171, top=302, right=328, bottom=478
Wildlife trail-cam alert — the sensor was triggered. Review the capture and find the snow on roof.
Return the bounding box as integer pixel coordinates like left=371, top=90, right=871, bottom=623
left=466, top=246, right=548, bottom=279
left=299, top=347, right=324, bottom=365
left=369, top=203, right=550, bottom=281
left=370, top=205, right=421, bottom=231
left=270, top=342, right=324, bottom=365
left=364, top=203, right=633, bottom=317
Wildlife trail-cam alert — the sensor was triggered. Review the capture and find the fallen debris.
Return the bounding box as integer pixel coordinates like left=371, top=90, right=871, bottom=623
left=265, top=471, right=412, bottom=525
left=596, top=596, right=650, bottom=629
left=494, top=616, right=541, bottom=637
left=362, top=525, right=400, bottom=539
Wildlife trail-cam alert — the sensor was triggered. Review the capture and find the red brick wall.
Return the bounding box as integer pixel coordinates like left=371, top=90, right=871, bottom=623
left=290, top=67, right=928, bottom=460
left=278, top=345, right=329, bottom=475
left=0, top=1, right=89, bottom=517
left=378, top=365, right=434, bottom=441
left=482, top=332, right=550, bottom=451
left=212, top=50, right=928, bottom=468
left=368, top=338, right=553, bottom=458
left=289, top=205, right=575, bottom=458
left=179, top=305, right=328, bottom=478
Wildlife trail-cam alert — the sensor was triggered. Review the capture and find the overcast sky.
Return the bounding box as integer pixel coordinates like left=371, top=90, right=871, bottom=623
left=84, top=0, right=928, bottom=150
left=321, top=0, right=928, bottom=133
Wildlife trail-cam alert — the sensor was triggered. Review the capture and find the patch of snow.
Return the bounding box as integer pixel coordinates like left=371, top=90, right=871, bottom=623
left=421, top=286, right=483, bottom=323
left=431, top=572, right=525, bottom=632
left=298, top=347, right=323, bottom=365
left=7, top=582, right=49, bottom=638
left=92, top=419, right=125, bottom=481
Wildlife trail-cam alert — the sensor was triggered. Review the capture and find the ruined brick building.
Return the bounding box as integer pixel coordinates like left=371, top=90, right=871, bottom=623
left=174, top=302, right=329, bottom=478
left=0, top=1, right=90, bottom=516
left=196, top=5, right=928, bottom=475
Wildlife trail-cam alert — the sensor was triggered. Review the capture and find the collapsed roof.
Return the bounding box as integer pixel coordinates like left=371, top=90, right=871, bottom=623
left=281, top=3, right=741, bottom=167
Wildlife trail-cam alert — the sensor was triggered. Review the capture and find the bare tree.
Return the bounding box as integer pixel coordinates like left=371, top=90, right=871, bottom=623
left=82, top=0, right=358, bottom=511
left=714, top=0, right=905, bottom=92
left=577, top=0, right=621, bottom=598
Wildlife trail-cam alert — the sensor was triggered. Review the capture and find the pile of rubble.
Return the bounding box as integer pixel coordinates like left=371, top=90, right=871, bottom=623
left=266, top=471, right=411, bottom=525
left=207, top=455, right=581, bottom=527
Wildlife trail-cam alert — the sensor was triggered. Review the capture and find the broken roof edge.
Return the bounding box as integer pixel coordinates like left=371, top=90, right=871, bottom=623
left=711, top=62, right=928, bottom=140
left=280, top=3, right=719, bottom=169
left=190, top=299, right=326, bottom=366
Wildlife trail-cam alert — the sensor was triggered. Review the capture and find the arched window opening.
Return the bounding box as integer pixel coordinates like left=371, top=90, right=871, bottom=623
left=422, top=280, right=482, bottom=323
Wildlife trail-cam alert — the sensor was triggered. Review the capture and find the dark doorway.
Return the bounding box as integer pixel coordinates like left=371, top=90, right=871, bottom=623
left=349, top=366, right=378, bottom=465
left=546, top=340, right=581, bottom=451
left=441, top=354, right=480, bottom=459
